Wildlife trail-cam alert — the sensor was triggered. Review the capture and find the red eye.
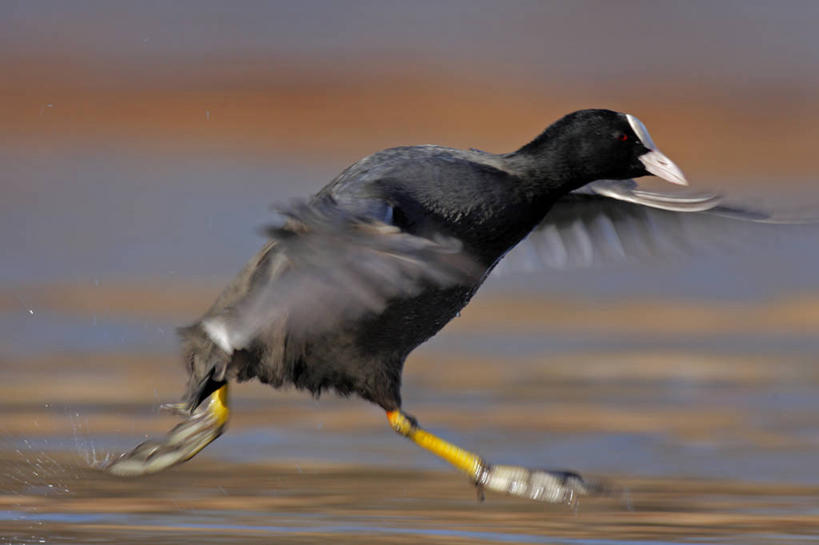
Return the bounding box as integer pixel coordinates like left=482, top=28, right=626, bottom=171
left=618, top=133, right=629, bottom=142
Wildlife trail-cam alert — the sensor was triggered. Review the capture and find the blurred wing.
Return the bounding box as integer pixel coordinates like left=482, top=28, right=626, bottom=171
left=495, top=179, right=815, bottom=272
left=202, top=198, right=480, bottom=352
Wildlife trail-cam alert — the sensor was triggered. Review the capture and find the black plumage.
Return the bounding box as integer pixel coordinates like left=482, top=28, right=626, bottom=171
left=108, top=108, right=784, bottom=500
left=180, top=109, right=671, bottom=411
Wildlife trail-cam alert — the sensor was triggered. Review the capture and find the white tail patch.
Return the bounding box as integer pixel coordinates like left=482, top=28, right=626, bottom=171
left=202, top=319, right=234, bottom=354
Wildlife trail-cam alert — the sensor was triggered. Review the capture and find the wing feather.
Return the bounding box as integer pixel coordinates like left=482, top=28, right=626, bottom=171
left=496, top=179, right=815, bottom=273
left=202, top=198, right=480, bottom=352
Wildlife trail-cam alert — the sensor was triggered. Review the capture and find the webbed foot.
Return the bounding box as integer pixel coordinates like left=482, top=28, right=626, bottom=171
left=105, top=384, right=229, bottom=476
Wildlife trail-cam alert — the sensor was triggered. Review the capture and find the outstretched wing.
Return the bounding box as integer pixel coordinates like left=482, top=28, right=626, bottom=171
left=200, top=197, right=481, bottom=353
left=495, top=179, right=814, bottom=272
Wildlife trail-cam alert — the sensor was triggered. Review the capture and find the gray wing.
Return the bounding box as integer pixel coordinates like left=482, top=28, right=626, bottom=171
left=201, top=198, right=480, bottom=353
left=495, top=179, right=814, bottom=272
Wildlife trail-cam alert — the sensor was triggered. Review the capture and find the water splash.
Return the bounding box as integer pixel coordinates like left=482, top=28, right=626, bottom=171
left=69, top=411, right=111, bottom=470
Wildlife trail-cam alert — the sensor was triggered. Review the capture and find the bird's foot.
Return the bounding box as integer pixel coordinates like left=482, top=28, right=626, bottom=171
left=104, top=384, right=230, bottom=476
left=474, top=464, right=602, bottom=505
left=387, top=410, right=608, bottom=506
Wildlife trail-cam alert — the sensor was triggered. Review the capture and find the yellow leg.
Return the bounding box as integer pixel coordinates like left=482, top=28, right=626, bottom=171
left=106, top=384, right=230, bottom=476
left=387, top=410, right=483, bottom=478
left=387, top=410, right=592, bottom=504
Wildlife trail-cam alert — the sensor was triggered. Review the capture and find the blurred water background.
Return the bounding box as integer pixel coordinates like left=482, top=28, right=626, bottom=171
left=1, top=1, right=819, bottom=543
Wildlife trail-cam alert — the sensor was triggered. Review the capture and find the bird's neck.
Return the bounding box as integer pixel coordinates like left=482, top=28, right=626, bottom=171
left=502, top=124, right=598, bottom=196
left=458, top=131, right=599, bottom=266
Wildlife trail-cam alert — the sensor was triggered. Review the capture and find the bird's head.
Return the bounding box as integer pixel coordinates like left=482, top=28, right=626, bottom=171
left=515, top=108, right=687, bottom=188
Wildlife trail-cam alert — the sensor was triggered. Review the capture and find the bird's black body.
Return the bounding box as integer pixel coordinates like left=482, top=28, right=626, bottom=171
left=180, top=109, right=657, bottom=411
left=110, top=107, right=759, bottom=500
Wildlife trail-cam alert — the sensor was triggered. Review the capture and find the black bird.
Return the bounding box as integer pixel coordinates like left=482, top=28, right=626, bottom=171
left=106, top=109, right=768, bottom=503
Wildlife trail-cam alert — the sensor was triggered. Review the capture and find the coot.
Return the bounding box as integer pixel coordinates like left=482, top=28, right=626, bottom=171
left=106, top=109, right=763, bottom=503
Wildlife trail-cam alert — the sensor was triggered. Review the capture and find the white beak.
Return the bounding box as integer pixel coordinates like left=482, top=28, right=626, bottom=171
left=639, top=149, right=688, bottom=186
